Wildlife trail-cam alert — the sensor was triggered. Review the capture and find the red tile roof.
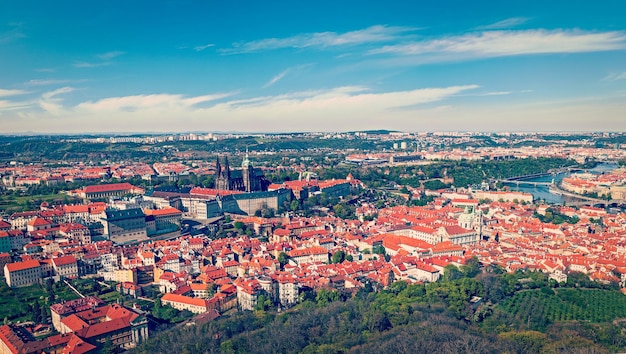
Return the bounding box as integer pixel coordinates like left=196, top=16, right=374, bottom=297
left=83, top=183, right=137, bottom=193
left=5, top=259, right=40, bottom=272
left=143, top=207, right=182, bottom=216
left=53, top=255, right=77, bottom=267
left=162, top=293, right=208, bottom=308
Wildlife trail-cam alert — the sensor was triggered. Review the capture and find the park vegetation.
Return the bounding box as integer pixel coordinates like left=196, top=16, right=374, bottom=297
left=133, top=261, right=626, bottom=354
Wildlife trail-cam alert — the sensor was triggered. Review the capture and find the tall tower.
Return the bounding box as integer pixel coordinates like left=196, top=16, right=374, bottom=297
left=242, top=148, right=255, bottom=192
left=215, top=156, right=222, bottom=177
left=216, top=155, right=232, bottom=190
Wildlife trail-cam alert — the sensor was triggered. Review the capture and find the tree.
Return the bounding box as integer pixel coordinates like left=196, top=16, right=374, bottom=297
left=331, top=250, right=345, bottom=264
left=444, top=264, right=463, bottom=281
left=461, top=256, right=481, bottom=278
left=290, top=200, right=300, bottom=212
left=40, top=306, right=48, bottom=324
left=101, top=338, right=117, bottom=354
left=372, top=245, right=386, bottom=255
left=315, top=289, right=340, bottom=307
left=278, top=252, right=289, bottom=268
left=234, top=221, right=245, bottom=230
left=32, top=301, right=42, bottom=323
left=255, top=293, right=272, bottom=312
left=346, top=254, right=353, bottom=262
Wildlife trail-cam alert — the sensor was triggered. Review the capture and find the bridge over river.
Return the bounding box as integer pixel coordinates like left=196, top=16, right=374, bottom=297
left=501, top=180, right=553, bottom=187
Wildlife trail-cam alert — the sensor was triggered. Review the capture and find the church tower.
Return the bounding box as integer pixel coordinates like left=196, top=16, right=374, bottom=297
left=242, top=149, right=256, bottom=192
left=216, top=155, right=232, bottom=190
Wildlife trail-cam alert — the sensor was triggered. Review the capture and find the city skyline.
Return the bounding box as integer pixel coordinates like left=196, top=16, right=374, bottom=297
left=1, top=0, right=625, bottom=133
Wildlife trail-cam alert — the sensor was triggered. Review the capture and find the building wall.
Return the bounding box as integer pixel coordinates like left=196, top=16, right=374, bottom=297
left=55, top=263, right=78, bottom=278
left=278, top=282, right=298, bottom=306
left=236, top=288, right=257, bottom=311
left=162, top=298, right=207, bottom=314
left=4, top=265, right=41, bottom=288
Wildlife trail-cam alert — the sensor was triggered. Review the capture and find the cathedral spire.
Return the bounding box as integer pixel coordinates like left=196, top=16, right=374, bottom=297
left=223, top=156, right=230, bottom=178
left=242, top=147, right=251, bottom=168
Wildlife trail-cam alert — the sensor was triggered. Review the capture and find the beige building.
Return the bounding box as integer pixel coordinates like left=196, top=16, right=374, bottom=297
left=161, top=293, right=209, bottom=314
left=52, top=255, right=79, bottom=279
left=4, top=260, right=41, bottom=288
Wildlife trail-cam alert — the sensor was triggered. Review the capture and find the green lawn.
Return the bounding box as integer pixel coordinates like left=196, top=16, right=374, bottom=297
left=0, top=193, right=67, bottom=213
left=0, top=279, right=48, bottom=323
left=99, top=289, right=123, bottom=304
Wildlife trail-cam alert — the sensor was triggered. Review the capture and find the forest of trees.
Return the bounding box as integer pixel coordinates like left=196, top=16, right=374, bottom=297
left=133, top=263, right=626, bottom=354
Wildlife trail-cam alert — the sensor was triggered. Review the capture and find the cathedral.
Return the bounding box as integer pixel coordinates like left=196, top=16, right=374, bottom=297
left=215, top=153, right=270, bottom=192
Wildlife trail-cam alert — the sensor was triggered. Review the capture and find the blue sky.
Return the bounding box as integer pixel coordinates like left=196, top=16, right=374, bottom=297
left=1, top=0, right=625, bottom=133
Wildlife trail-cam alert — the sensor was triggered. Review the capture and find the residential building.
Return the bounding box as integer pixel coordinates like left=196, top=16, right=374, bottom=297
left=52, top=255, right=79, bottom=279
left=161, top=293, right=209, bottom=314
left=3, top=260, right=41, bottom=287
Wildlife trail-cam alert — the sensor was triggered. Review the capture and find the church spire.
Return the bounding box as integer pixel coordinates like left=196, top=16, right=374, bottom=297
left=242, top=147, right=251, bottom=168
left=223, top=156, right=230, bottom=178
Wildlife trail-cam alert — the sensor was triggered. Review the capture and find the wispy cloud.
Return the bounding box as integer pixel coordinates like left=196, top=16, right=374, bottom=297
left=221, top=25, right=417, bottom=54
left=6, top=84, right=476, bottom=132
left=475, top=17, right=530, bottom=30
left=73, top=51, right=124, bottom=68
left=76, top=92, right=233, bottom=112
left=263, top=64, right=315, bottom=88
left=73, top=61, right=112, bottom=68
left=0, top=100, right=33, bottom=111
left=25, top=79, right=87, bottom=86
left=604, top=72, right=626, bottom=81
left=97, top=51, right=125, bottom=60
left=0, top=23, right=26, bottom=44
left=34, top=68, right=56, bottom=73
left=0, top=89, right=29, bottom=97
left=4, top=86, right=625, bottom=133
left=39, top=87, right=74, bottom=115
left=0, top=88, right=32, bottom=112
left=194, top=44, right=215, bottom=52
left=483, top=91, right=512, bottom=96
left=263, top=70, right=290, bottom=88
left=369, top=29, right=626, bottom=61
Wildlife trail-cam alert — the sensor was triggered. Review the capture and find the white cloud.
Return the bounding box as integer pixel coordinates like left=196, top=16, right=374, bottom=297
left=25, top=79, right=88, bottom=86
left=194, top=44, right=215, bottom=52
left=0, top=89, right=28, bottom=97
left=0, top=100, right=33, bottom=111
left=97, top=51, right=125, bottom=60
left=0, top=23, right=26, bottom=44
left=0, top=85, right=478, bottom=132
left=76, top=92, right=232, bottom=112
left=263, top=64, right=315, bottom=88
left=369, top=29, right=626, bottom=60
left=73, top=61, right=112, bottom=68
left=475, top=17, right=530, bottom=30
left=39, top=87, right=74, bottom=115
left=483, top=91, right=512, bottom=96
left=3, top=87, right=625, bottom=133
left=604, top=72, right=626, bottom=81
left=263, top=69, right=290, bottom=88
left=0, top=88, right=31, bottom=112
left=221, top=25, right=417, bottom=54
left=73, top=51, right=124, bottom=68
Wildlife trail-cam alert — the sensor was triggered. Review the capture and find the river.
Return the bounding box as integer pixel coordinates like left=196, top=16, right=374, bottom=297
left=507, top=162, right=620, bottom=205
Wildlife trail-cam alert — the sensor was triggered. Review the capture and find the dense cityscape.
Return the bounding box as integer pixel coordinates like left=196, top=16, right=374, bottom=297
left=0, top=132, right=625, bottom=352
left=2, top=0, right=626, bottom=352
